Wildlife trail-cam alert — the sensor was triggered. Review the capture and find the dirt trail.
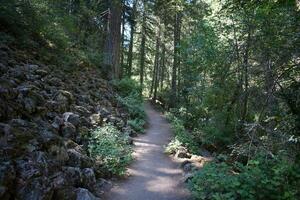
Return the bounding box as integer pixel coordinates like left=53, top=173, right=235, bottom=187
left=104, top=103, right=191, bottom=200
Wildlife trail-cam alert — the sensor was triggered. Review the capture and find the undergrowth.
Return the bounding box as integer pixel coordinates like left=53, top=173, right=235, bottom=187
left=88, top=124, right=132, bottom=176
left=114, top=78, right=146, bottom=134
left=189, top=154, right=300, bottom=200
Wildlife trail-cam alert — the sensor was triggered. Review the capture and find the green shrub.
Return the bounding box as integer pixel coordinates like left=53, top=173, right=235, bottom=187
left=113, top=78, right=142, bottom=97
left=115, top=78, right=146, bottom=134
left=165, top=138, right=183, bottom=154
left=128, top=118, right=145, bottom=133
left=189, top=155, right=300, bottom=200
left=166, top=112, right=199, bottom=154
left=117, top=93, right=145, bottom=120
left=88, top=124, right=133, bottom=176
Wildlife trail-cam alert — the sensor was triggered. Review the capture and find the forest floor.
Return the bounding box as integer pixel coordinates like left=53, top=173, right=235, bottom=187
left=104, top=103, right=191, bottom=200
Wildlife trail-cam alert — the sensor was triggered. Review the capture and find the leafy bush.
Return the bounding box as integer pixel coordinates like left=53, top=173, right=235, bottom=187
left=127, top=118, right=145, bottom=133
left=189, top=155, right=300, bottom=200
left=88, top=124, right=133, bottom=176
left=115, top=78, right=146, bottom=133
left=113, top=78, right=142, bottom=98
left=165, top=138, right=183, bottom=154
left=117, top=93, right=145, bottom=120
left=165, top=112, right=199, bottom=154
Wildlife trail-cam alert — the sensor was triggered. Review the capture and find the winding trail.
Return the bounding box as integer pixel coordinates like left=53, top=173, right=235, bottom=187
left=104, top=103, right=191, bottom=200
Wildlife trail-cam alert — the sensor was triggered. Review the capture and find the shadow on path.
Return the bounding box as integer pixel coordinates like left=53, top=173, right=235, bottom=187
left=103, top=103, right=191, bottom=200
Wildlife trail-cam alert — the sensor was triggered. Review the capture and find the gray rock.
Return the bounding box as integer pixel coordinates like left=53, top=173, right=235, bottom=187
left=175, top=147, right=191, bottom=159
left=16, top=176, right=53, bottom=200
left=0, top=186, right=10, bottom=200
left=15, top=159, right=42, bottom=180
left=0, top=63, right=8, bottom=74
left=48, top=145, right=69, bottom=164
left=76, top=188, right=100, bottom=200
left=54, top=90, right=74, bottom=105
left=51, top=116, right=64, bottom=130
left=63, top=112, right=80, bottom=127
left=67, top=149, right=93, bottom=168
left=62, top=122, right=76, bottom=139
left=9, top=119, right=37, bottom=141
left=46, top=100, right=65, bottom=113
left=89, top=114, right=101, bottom=125
left=0, top=123, right=12, bottom=145
left=0, top=161, right=16, bottom=189
left=181, top=160, right=192, bottom=172
left=52, top=187, right=77, bottom=200
left=62, top=166, right=82, bottom=186
left=47, top=77, right=62, bottom=87
left=81, top=168, right=96, bottom=190
left=72, top=106, right=91, bottom=116
left=24, top=97, right=36, bottom=113
left=35, top=69, right=48, bottom=77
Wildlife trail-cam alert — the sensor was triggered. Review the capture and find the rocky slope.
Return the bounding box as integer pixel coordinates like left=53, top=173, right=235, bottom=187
left=0, top=45, right=135, bottom=200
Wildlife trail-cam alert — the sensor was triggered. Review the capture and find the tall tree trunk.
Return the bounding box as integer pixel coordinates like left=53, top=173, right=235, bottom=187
left=160, top=44, right=166, bottom=91
left=127, top=0, right=137, bottom=77
left=120, top=0, right=126, bottom=78
left=241, top=27, right=251, bottom=122
left=170, top=12, right=182, bottom=107
left=103, top=0, right=122, bottom=80
left=139, top=0, right=146, bottom=89
left=153, top=23, right=161, bottom=102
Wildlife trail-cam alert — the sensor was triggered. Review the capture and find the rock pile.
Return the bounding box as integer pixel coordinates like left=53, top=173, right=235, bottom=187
left=0, top=46, right=135, bottom=200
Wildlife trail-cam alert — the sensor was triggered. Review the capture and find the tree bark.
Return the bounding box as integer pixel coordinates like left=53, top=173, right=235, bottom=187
left=103, top=0, right=122, bottom=80
left=120, top=0, right=126, bottom=78
left=153, top=23, right=161, bottom=101
left=170, top=12, right=182, bottom=107
left=127, top=0, right=137, bottom=77
left=139, top=0, right=146, bottom=88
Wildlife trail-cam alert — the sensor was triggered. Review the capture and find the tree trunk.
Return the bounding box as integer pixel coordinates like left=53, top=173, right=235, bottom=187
left=120, top=0, right=126, bottom=78
left=127, top=0, right=137, bottom=77
left=103, top=0, right=122, bottom=80
left=160, top=44, right=166, bottom=91
left=153, top=23, right=161, bottom=102
left=139, top=1, right=146, bottom=89
left=241, top=27, right=250, bottom=122
left=170, top=12, right=182, bottom=107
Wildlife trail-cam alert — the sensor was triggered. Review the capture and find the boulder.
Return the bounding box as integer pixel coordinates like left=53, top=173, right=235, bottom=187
left=51, top=116, right=64, bottom=130
left=67, top=149, right=93, bottom=168
left=72, top=106, right=91, bottom=117
left=0, top=123, right=12, bottom=146
left=16, top=176, right=53, bottom=200
left=24, top=97, right=37, bottom=113
left=89, top=114, right=101, bottom=125
left=9, top=119, right=37, bottom=142
left=46, top=100, right=64, bottom=113
left=52, top=187, right=77, bottom=200
left=0, top=161, right=16, bottom=192
left=54, top=90, right=74, bottom=105
left=48, top=145, right=69, bottom=164
left=61, top=122, right=76, bottom=139
left=94, top=178, right=112, bottom=194
left=63, top=112, right=80, bottom=127
left=35, top=69, right=48, bottom=77
left=180, top=160, right=193, bottom=172
left=0, top=63, right=8, bottom=74
left=81, top=168, right=96, bottom=190
left=0, top=186, right=10, bottom=200
left=175, top=147, right=191, bottom=159
left=15, top=159, right=42, bottom=180
left=75, top=188, right=101, bottom=200
left=62, top=166, right=82, bottom=187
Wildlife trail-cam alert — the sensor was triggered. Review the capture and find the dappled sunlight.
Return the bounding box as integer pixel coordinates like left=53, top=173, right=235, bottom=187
left=104, top=105, right=190, bottom=200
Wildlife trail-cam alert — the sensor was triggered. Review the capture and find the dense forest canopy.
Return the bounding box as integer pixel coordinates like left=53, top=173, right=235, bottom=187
left=0, top=0, right=299, bottom=199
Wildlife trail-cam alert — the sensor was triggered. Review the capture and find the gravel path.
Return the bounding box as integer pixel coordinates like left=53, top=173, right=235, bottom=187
left=104, top=103, right=191, bottom=200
